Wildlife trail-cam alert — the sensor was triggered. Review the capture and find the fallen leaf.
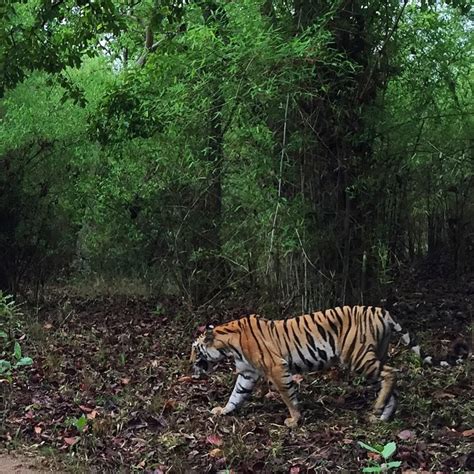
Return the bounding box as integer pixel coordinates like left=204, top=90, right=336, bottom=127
left=206, top=434, right=223, bottom=446
left=79, top=405, right=92, bottom=413
left=264, top=390, right=279, bottom=400
left=86, top=410, right=98, bottom=420
left=290, top=466, right=301, bottom=474
left=43, top=323, right=53, bottom=329
left=398, top=429, right=415, bottom=440
left=368, top=452, right=381, bottom=461
left=197, top=325, right=206, bottom=333
left=462, top=429, right=474, bottom=438
left=162, top=399, right=177, bottom=412
left=34, top=426, right=42, bottom=434
left=292, top=374, right=304, bottom=384
left=121, top=377, right=130, bottom=385
left=209, top=448, right=224, bottom=458
left=177, top=376, right=193, bottom=383
left=434, top=391, right=455, bottom=399
left=64, top=436, right=79, bottom=446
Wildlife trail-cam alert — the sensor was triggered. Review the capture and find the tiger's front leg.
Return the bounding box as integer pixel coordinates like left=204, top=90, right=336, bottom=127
left=211, top=371, right=259, bottom=416
left=267, top=365, right=301, bottom=428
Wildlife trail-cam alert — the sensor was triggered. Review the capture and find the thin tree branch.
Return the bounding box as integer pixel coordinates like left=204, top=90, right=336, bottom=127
left=266, top=93, right=290, bottom=275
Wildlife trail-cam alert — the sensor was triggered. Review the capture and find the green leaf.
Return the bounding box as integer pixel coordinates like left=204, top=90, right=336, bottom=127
left=13, top=341, right=22, bottom=360
left=0, top=331, right=7, bottom=339
left=381, top=442, right=397, bottom=459
left=74, top=414, right=88, bottom=432
left=358, top=441, right=381, bottom=454
left=14, top=357, right=33, bottom=367
left=0, top=359, right=12, bottom=374
left=362, top=467, right=382, bottom=473
left=385, top=461, right=402, bottom=468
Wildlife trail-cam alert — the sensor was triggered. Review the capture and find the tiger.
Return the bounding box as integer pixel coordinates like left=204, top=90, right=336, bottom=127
left=189, top=305, right=468, bottom=428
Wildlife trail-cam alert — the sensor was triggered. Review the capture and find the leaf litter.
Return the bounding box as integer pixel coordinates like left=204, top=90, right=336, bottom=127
left=0, top=274, right=472, bottom=472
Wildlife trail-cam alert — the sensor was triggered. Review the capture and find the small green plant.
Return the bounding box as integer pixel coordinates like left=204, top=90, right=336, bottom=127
left=358, top=441, right=401, bottom=473
left=151, top=303, right=165, bottom=316
left=0, top=341, right=33, bottom=374
left=0, top=292, right=33, bottom=379
left=65, top=414, right=88, bottom=433
left=373, top=241, right=394, bottom=285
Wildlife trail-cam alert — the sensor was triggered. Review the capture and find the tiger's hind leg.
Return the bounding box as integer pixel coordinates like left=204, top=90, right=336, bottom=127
left=358, top=353, right=397, bottom=422
left=266, top=365, right=301, bottom=428
left=373, top=366, right=397, bottom=421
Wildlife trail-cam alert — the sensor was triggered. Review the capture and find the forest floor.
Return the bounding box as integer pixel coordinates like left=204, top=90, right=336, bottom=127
left=0, top=454, right=53, bottom=473
left=0, top=271, right=472, bottom=473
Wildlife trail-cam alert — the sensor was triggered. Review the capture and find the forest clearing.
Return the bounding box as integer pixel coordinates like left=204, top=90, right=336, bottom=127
left=1, top=0, right=473, bottom=472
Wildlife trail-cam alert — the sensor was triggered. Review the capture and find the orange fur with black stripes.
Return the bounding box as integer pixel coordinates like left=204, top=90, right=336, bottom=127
left=190, top=305, right=467, bottom=427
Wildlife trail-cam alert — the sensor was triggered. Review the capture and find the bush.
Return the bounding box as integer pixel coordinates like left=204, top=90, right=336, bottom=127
left=0, top=292, right=32, bottom=380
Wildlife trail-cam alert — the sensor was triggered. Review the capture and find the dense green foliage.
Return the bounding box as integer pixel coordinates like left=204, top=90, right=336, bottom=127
left=1, top=0, right=472, bottom=306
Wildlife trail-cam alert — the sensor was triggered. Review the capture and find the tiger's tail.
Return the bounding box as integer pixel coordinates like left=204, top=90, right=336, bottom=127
left=385, top=310, right=469, bottom=367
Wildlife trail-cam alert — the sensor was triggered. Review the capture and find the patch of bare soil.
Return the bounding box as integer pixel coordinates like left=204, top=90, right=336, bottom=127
left=0, top=454, right=53, bottom=473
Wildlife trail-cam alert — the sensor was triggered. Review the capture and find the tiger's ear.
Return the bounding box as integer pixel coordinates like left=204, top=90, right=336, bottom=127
left=205, top=325, right=215, bottom=343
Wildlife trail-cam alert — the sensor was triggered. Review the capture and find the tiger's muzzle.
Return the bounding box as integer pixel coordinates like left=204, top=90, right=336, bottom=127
left=192, top=357, right=210, bottom=379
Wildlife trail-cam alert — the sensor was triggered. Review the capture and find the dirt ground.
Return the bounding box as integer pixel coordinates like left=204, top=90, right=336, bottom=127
left=0, top=454, right=53, bottom=473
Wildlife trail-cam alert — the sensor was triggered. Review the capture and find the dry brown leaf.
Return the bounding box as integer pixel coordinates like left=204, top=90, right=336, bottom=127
left=206, top=434, right=223, bottom=446
left=264, top=390, right=279, bottom=400
left=121, top=377, right=130, bottom=385
left=292, top=374, right=304, bottom=384
left=87, top=410, right=98, bottom=420
left=398, top=429, right=415, bottom=440
left=34, top=426, right=42, bottom=434
left=209, top=448, right=224, bottom=458
left=177, top=376, right=193, bottom=383
left=462, top=429, right=474, bottom=438
left=163, top=399, right=177, bottom=412
left=434, top=391, right=455, bottom=399
left=368, top=452, right=381, bottom=461
left=64, top=436, right=79, bottom=446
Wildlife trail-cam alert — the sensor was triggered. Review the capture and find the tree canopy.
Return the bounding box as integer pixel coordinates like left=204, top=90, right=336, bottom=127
left=1, top=0, right=473, bottom=306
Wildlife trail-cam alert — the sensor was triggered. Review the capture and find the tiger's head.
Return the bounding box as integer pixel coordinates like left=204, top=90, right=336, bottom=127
left=190, top=325, right=225, bottom=378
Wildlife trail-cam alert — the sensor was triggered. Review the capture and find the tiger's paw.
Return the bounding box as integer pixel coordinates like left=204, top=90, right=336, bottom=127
left=211, top=406, right=227, bottom=416
left=284, top=416, right=300, bottom=428
left=369, top=414, right=379, bottom=424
